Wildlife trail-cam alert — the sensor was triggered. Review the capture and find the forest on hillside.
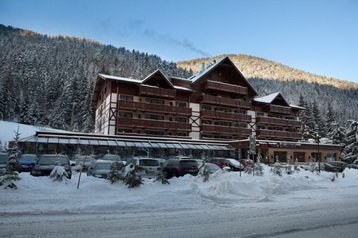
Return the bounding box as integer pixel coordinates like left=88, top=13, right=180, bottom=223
left=0, top=24, right=190, bottom=132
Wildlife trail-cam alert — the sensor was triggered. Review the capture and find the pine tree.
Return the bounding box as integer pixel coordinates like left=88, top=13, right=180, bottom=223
left=312, top=100, right=325, bottom=138
left=107, top=162, right=124, bottom=184
left=124, top=163, right=143, bottom=188
left=341, top=120, right=358, bottom=163
left=325, top=104, right=336, bottom=138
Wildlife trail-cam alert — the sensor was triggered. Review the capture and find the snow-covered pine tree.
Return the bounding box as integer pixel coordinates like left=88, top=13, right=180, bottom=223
left=107, top=162, right=124, bottom=184
left=124, top=163, right=143, bottom=188
left=312, top=100, right=325, bottom=138
left=50, top=166, right=69, bottom=182
left=325, top=104, right=336, bottom=137
left=0, top=128, right=22, bottom=189
left=341, top=120, right=358, bottom=163
left=154, top=172, right=170, bottom=184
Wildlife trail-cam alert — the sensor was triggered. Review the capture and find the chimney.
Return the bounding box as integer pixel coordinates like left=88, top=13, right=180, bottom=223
left=200, top=62, right=206, bottom=72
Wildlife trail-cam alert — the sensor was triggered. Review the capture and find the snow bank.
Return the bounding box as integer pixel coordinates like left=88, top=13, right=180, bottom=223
left=1, top=166, right=358, bottom=215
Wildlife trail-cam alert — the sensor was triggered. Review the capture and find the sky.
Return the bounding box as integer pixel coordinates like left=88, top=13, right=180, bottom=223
left=0, top=0, right=357, bottom=83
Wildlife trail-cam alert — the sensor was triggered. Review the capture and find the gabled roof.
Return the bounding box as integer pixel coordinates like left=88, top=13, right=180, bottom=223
left=254, top=92, right=290, bottom=106
left=141, top=69, right=175, bottom=89
left=188, top=57, right=258, bottom=96
left=98, top=74, right=142, bottom=84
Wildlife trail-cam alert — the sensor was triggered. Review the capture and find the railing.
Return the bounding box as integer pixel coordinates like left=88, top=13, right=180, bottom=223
left=256, top=129, right=302, bottom=140
left=205, top=80, right=248, bottom=95
left=256, top=116, right=301, bottom=127
left=269, top=105, right=292, bottom=114
left=117, top=118, right=191, bottom=131
left=201, top=124, right=252, bottom=136
left=139, top=85, right=176, bottom=98
left=201, top=110, right=251, bottom=122
left=118, top=101, right=192, bottom=116
left=201, top=95, right=251, bottom=109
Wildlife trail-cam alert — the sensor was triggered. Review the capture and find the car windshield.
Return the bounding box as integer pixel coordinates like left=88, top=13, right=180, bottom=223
left=102, top=154, right=121, bottom=161
left=206, top=163, right=221, bottom=172
left=95, top=163, right=112, bottom=170
left=226, top=159, right=241, bottom=166
left=76, top=156, right=94, bottom=162
left=139, top=159, right=159, bottom=166
left=180, top=160, right=198, bottom=168
left=38, top=156, right=68, bottom=166
left=0, top=153, right=9, bottom=164
left=20, top=154, right=37, bottom=162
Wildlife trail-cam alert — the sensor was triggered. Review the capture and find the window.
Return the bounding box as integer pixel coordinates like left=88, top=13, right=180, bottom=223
left=202, top=120, right=212, bottom=125
left=214, top=121, right=231, bottom=127
left=146, top=97, right=164, bottom=105
left=175, top=117, right=187, bottom=123
left=176, top=102, right=187, bottom=108
left=202, top=105, right=212, bottom=111
left=118, top=111, right=133, bottom=118
left=120, top=95, right=133, bottom=102
left=145, top=114, right=164, bottom=120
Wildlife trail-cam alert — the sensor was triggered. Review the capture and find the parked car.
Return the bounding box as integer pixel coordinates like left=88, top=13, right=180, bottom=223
left=162, top=158, right=199, bottom=179
left=74, top=155, right=96, bottom=171
left=87, top=160, right=124, bottom=179
left=19, top=154, right=38, bottom=172
left=0, top=152, right=9, bottom=172
left=225, top=159, right=244, bottom=171
left=323, top=161, right=347, bottom=173
left=207, top=158, right=230, bottom=168
left=31, top=154, right=72, bottom=179
left=0, top=152, right=21, bottom=172
left=127, top=158, right=161, bottom=179
left=199, top=163, right=222, bottom=174
left=101, top=154, right=121, bottom=162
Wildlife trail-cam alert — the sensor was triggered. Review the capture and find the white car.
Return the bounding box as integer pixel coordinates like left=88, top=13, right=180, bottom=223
left=127, top=158, right=161, bottom=179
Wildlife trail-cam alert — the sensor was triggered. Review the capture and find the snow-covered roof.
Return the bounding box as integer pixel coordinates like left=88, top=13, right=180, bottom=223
left=141, top=69, right=175, bottom=89
left=173, top=85, right=192, bottom=92
left=189, top=57, right=227, bottom=83
left=98, top=73, right=142, bottom=84
left=289, top=104, right=305, bottom=110
left=254, top=92, right=281, bottom=104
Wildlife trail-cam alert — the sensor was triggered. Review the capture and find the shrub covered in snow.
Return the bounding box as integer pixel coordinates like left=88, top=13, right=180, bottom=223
left=107, top=162, right=125, bottom=184
left=50, top=166, right=69, bottom=182
left=124, top=163, right=143, bottom=188
left=0, top=159, right=21, bottom=189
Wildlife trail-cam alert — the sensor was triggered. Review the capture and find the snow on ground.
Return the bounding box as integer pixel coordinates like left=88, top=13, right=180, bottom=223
left=1, top=166, right=358, bottom=215
left=0, top=120, right=64, bottom=146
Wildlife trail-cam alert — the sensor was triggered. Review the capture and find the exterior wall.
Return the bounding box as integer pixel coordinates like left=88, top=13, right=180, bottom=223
left=189, top=103, right=200, bottom=139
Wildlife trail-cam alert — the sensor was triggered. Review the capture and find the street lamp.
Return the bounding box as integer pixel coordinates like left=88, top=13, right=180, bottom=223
left=316, top=133, right=320, bottom=173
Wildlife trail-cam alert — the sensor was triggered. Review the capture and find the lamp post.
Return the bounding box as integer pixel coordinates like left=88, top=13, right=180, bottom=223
left=316, top=133, right=320, bottom=173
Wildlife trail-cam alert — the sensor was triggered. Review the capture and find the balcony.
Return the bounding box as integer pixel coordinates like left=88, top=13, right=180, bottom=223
left=201, top=110, right=251, bottom=122
left=269, top=105, right=291, bottom=115
left=201, top=95, right=251, bottom=109
left=139, top=85, right=176, bottom=99
left=205, top=80, right=248, bottom=95
left=256, top=116, right=301, bottom=127
left=118, top=101, right=192, bottom=116
left=117, top=118, right=191, bottom=131
left=201, top=124, right=252, bottom=136
left=256, top=129, right=302, bottom=140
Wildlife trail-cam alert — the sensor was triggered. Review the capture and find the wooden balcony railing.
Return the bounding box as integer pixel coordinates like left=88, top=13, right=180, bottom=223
left=205, top=80, right=248, bottom=95
left=269, top=105, right=292, bottom=115
left=201, top=110, right=251, bottom=122
left=201, top=95, right=251, bottom=109
left=117, top=118, right=191, bottom=131
left=118, top=101, right=192, bottom=116
left=200, top=125, right=252, bottom=136
left=256, top=129, right=302, bottom=140
left=256, top=116, right=301, bottom=127
left=139, top=85, right=176, bottom=99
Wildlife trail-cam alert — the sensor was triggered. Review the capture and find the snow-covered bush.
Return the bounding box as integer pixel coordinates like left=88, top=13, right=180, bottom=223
left=107, top=162, right=124, bottom=184
left=154, top=172, right=170, bottom=184
left=0, top=159, right=21, bottom=189
left=271, top=162, right=282, bottom=177
left=50, top=166, right=68, bottom=182
left=124, top=163, right=143, bottom=188
left=199, top=163, right=210, bottom=182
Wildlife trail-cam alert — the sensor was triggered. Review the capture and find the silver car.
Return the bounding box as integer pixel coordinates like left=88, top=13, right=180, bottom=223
left=128, top=158, right=161, bottom=179
left=87, top=160, right=125, bottom=179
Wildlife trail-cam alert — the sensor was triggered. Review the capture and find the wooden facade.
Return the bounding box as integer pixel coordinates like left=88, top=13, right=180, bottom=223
left=92, top=57, right=302, bottom=142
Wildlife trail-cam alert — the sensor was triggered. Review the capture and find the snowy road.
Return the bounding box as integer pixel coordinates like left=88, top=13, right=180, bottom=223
left=1, top=198, right=357, bottom=238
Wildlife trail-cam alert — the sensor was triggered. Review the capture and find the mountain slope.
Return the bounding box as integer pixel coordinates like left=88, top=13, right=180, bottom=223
left=178, top=54, right=358, bottom=90
left=178, top=54, right=358, bottom=123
